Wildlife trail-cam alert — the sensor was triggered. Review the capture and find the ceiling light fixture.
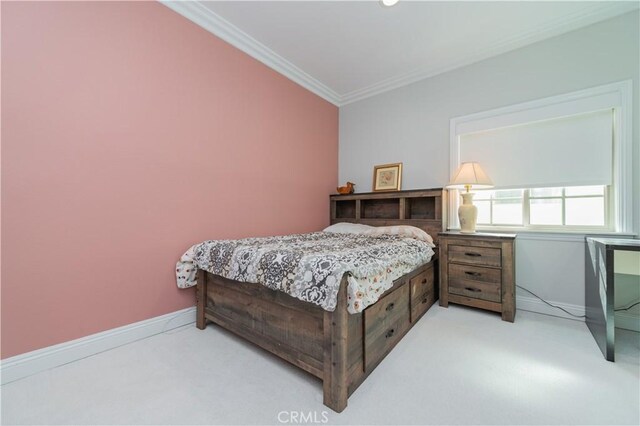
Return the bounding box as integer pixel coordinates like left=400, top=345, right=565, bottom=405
left=380, top=0, right=399, bottom=7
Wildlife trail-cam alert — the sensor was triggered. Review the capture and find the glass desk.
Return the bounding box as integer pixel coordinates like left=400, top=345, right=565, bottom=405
left=585, top=237, right=640, bottom=361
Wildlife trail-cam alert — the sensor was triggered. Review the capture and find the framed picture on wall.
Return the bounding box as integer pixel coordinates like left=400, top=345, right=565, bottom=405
left=372, top=162, right=403, bottom=192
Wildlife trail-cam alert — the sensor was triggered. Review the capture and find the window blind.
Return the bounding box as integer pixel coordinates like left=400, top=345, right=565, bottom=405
left=459, top=109, right=613, bottom=189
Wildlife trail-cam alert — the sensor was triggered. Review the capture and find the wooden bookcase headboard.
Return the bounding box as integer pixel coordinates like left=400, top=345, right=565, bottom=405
left=329, top=188, right=447, bottom=244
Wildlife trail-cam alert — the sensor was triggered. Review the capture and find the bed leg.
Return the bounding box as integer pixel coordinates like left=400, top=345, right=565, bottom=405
left=323, top=280, right=348, bottom=413
left=196, top=269, right=208, bottom=330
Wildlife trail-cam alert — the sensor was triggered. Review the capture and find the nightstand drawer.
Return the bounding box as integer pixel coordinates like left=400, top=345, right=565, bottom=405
left=449, top=245, right=501, bottom=267
left=448, top=264, right=501, bottom=302
left=439, top=231, right=516, bottom=322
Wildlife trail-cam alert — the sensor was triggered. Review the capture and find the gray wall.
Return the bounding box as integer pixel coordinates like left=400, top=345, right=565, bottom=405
left=339, top=11, right=639, bottom=323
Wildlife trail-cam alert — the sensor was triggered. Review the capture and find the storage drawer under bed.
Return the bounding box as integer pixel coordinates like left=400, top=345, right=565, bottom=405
left=363, top=282, right=410, bottom=371
left=410, top=266, right=436, bottom=322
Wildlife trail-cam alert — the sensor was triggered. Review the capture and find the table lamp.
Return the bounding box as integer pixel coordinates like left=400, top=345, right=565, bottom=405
left=447, top=162, right=493, bottom=233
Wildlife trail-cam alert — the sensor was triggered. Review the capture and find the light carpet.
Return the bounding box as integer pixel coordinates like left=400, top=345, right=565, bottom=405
left=1, top=306, right=638, bottom=425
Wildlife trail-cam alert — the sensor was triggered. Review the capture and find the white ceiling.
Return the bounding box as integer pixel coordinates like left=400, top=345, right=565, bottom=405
left=162, top=1, right=638, bottom=105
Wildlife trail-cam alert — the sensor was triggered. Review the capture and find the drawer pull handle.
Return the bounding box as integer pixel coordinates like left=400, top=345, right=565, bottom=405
left=465, top=271, right=482, bottom=277
left=421, top=295, right=429, bottom=304
left=385, top=329, right=395, bottom=338
left=465, top=287, right=481, bottom=293
left=386, top=303, right=395, bottom=312
left=465, top=252, right=482, bottom=257
left=421, top=278, right=427, bottom=284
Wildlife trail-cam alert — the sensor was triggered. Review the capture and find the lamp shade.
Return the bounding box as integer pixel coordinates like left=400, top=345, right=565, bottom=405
left=447, top=162, right=494, bottom=190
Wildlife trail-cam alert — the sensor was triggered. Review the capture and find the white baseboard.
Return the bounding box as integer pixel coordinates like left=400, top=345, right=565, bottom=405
left=0, top=307, right=196, bottom=385
left=615, top=311, right=640, bottom=332
left=1, top=299, right=634, bottom=386
left=517, top=295, right=585, bottom=321
left=517, top=295, right=640, bottom=332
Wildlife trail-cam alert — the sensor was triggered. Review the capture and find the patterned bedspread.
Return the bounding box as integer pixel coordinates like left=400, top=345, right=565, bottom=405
left=176, top=232, right=434, bottom=313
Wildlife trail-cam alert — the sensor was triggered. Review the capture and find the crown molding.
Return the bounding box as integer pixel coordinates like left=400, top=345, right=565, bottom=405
left=160, top=0, right=342, bottom=106
left=161, top=1, right=637, bottom=107
left=339, top=2, right=639, bottom=105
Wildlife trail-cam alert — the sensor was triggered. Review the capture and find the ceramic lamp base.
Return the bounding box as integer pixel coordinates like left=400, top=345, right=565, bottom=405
left=458, top=192, right=478, bottom=234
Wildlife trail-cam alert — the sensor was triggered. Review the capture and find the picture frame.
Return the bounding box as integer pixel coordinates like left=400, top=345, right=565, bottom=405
left=372, top=162, right=402, bottom=192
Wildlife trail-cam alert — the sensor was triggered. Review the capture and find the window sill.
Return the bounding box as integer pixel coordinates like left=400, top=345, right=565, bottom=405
left=447, top=227, right=637, bottom=243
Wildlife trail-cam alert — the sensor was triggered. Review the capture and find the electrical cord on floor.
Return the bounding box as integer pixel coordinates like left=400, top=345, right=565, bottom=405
left=615, top=301, right=640, bottom=312
left=516, top=284, right=586, bottom=318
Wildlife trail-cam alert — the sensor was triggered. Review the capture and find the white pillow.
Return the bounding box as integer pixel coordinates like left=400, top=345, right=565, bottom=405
left=365, top=225, right=435, bottom=247
left=323, top=223, right=375, bottom=234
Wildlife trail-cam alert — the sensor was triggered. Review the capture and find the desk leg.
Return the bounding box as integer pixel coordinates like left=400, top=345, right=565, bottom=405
left=603, top=250, right=615, bottom=361
left=585, top=241, right=615, bottom=362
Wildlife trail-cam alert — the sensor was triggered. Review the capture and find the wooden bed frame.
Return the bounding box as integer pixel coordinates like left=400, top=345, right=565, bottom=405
left=195, top=189, right=446, bottom=412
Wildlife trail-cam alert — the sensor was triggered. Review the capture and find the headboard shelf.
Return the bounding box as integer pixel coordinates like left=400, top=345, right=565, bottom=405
left=330, top=188, right=447, bottom=244
left=335, top=199, right=357, bottom=219
left=405, top=196, right=435, bottom=220
left=361, top=198, right=400, bottom=219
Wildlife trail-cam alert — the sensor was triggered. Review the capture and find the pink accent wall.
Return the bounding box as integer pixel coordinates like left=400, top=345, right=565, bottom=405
left=1, top=2, right=338, bottom=358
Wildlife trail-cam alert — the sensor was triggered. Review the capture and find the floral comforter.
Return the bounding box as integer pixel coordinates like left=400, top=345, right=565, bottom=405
left=176, top=232, right=434, bottom=314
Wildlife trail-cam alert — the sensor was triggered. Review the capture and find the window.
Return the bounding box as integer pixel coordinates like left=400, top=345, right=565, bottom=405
left=450, top=81, right=633, bottom=234
left=475, top=185, right=609, bottom=230
left=475, top=190, right=524, bottom=226
left=531, top=186, right=606, bottom=227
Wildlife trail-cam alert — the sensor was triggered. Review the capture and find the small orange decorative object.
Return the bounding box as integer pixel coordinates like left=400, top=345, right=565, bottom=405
left=337, top=182, right=355, bottom=194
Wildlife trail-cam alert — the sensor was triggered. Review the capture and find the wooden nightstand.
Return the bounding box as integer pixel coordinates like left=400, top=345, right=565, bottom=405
left=438, top=232, right=516, bottom=322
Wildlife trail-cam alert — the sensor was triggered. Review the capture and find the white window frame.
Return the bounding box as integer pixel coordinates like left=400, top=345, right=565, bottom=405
left=449, top=80, right=633, bottom=235
left=475, top=189, right=525, bottom=227
left=474, top=186, right=612, bottom=233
